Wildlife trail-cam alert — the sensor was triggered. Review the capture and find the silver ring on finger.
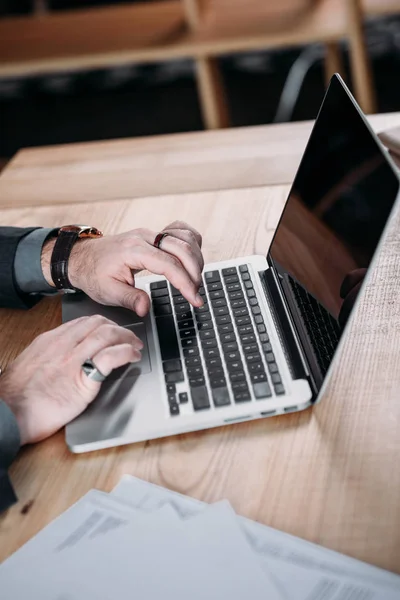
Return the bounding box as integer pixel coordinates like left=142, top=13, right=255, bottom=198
left=81, top=358, right=107, bottom=383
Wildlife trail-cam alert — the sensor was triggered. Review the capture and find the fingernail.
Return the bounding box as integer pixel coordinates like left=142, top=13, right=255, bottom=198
left=195, top=293, right=203, bottom=306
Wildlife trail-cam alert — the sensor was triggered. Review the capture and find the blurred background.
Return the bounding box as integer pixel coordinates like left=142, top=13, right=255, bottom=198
left=1, top=0, right=400, bottom=167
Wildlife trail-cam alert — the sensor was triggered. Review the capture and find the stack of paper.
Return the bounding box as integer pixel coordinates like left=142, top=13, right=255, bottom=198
left=1, top=475, right=399, bottom=600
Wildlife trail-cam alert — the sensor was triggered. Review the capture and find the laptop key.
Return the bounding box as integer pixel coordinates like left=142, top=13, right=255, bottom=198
left=249, top=362, right=265, bottom=373
left=251, top=372, right=267, bottom=383
left=163, top=359, right=182, bottom=373
left=173, top=294, right=188, bottom=305
left=199, top=329, right=216, bottom=340
left=165, top=371, right=184, bottom=384
left=194, top=303, right=210, bottom=313
left=253, top=382, right=272, bottom=399
left=203, top=348, right=220, bottom=360
left=271, top=372, right=281, bottom=384
left=196, top=312, right=212, bottom=323
left=166, top=383, right=176, bottom=394
left=183, top=347, right=199, bottom=358
left=249, top=297, right=258, bottom=306
left=234, top=391, right=251, bottom=403
left=254, top=315, right=264, bottom=325
left=216, top=315, right=232, bottom=325
left=228, top=290, right=244, bottom=300
left=187, top=366, right=204, bottom=377
left=150, top=281, right=167, bottom=290
left=244, top=280, right=253, bottom=290
left=211, top=298, right=227, bottom=308
left=252, top=306, right=262, bottom=316
left=209, top=290, right=224, bottom=300
left=205, top=271, right=221, bottom=284
left=202, top=338, right=217, bottom=349
left=179, top=392, right=189, bottom=404
left=151, top=287, right=169, bottom=298
left=210, top=377, right=226, bottom=389
left=241, top=272, right=250, bottom=281
left=233, top=307, right=249, bottom=318
left=178, top=319, right=194, bottom=330
left=241, top=333, right=256, bottom=344
left=246, top=289, right=256, bottom=298
left=207, top=367, right=224, bottom=377
left=180, top=328, right=196, bottom=339
left=190, top=376, right=206, bottom=387
left=274, top=383, right=285, bottom=395
left=259, top=333, right=269, bottom=343
left=197, top=320, right=214, bottom=330
left=243, top=343, right=258, bottom=353
left=177, top=311, right=192, bottom=321
left=245, top=353, right=261, bottom=363
left=265, top=352, right=275, bottom=363
left=262, top=342, right=272, bottom=353
left=224, top=275, right=239, bottom=284
left=223, top=342, right=238, bottom=353
left=181, top=338, right=198, bottom=349
left=230, top=371, right=246, bottom=382
left=222, top=267, right=237, bottom=276
left=191, top=386, right=211, bottom=410
left=207, top=281, right=223, bottom=291
left=238, top=324, right=254, bottom=335
left=230, top=299, right=246, bottom=309
left=214, top=306, right=229, bottom=317
left=212, top=387, right=231, bottom=407
left=236, top=316, right=251, bottom=326
left=206, top=357, right=223, bottom=369
left=239, top=265, right=248, bottom=273
left=185, top=356, right=201, bottom=367
left=225, top=350, right=241, bottom=362
left=176, top=302, right=191, bottom=313
left=152, top=296, right=171, bottom=306
left=226, top=283, right=241, bottom=292
left=218, top=323, right=234, bottom=334
left=268, top=362, right=279, bottom=374
left=169, top=403, right=180, bottom=416
left=227, top=360, right=243, bottom=371
left=257, top=323, right=267, bottom=334
left=168, top=393, right=177, bottom=405
left=156, top=315, right=180, bottom=361
left=221, top=332, right=236, bottom=343
left=154, top=304, right=172, bottom=317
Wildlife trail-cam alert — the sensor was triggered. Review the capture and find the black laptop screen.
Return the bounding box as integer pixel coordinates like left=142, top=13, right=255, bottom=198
left=269, top=76, right=399, bottom=369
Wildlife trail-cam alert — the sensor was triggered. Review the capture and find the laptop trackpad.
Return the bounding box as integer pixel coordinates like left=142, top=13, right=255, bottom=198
left=107, top=322, right=151, bottom=381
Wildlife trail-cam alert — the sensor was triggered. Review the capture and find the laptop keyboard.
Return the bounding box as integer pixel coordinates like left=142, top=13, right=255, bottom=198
left=150, top=265, right=285, bottom=417
left=288, top=275, right=340, bottom=375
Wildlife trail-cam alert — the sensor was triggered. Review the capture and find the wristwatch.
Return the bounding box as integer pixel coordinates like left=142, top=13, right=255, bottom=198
left=50, top=225, right=103, bottom=293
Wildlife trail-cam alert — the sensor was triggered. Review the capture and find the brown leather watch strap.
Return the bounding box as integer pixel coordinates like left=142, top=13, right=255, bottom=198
left=50, top=230, right=81, bottom=293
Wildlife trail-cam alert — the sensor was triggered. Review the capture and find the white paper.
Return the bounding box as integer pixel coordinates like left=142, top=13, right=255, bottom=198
left=112, top=475, right=400, bottom=597
left=1, top=501, right=283, bottom=600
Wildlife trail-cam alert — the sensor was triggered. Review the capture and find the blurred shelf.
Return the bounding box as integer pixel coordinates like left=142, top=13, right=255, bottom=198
left=0, top=0, right=348, bottom=77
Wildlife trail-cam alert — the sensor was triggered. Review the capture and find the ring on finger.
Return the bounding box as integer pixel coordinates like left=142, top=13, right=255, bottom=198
left=153, top=232, right=171, bottom=250
left=81, top=358, right=107, bottom=383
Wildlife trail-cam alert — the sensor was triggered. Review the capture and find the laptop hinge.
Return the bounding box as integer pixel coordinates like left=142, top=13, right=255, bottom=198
left=260, top=266, right=318, bottom=400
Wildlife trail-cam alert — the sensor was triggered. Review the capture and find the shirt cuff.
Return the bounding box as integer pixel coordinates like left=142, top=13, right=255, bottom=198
left=14, top=228, right=58, bottom=295
left=0, top=400, right=21, bottom=512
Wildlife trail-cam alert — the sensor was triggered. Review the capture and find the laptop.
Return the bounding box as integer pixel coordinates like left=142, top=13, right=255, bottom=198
left=64, top=75, right=400, bottom=453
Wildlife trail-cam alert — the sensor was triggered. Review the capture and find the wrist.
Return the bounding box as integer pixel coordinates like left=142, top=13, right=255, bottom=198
left=40, top=237, right=57, bottom=287
left=68, top=238, right=93, bottom=290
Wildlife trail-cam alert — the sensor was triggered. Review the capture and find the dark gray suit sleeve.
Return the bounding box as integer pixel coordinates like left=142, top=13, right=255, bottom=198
left=14, top=228, right=58, bottom=294
left=0, top=399, right=20, bottom=513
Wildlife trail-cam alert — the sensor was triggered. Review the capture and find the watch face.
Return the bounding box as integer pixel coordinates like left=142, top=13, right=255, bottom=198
left=59, top=225, right=103, bottom=238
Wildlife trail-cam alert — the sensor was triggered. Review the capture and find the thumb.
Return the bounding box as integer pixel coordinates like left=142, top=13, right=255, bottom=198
left=111, top=281, right=150, bottom=316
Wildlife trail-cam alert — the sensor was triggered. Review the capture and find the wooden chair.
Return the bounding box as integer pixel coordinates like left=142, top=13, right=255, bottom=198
left=0, top=0, right=378, bottom=130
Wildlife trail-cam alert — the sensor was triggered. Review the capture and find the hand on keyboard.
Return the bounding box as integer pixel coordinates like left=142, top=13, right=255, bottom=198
left=43, top=221, right=204, bottom=317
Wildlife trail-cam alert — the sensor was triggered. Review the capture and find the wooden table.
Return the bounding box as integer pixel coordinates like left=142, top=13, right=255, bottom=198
left=1, top=114, right=400, bottom=573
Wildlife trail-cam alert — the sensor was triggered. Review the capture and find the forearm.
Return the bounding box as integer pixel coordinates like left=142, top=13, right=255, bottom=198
left=0, top=399, right=20, bottom=512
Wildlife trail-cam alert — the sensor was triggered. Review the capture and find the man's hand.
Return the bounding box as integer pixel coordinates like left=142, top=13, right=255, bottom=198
left=41, top=221, right=204, bottom=316
left=0, top=316, right=143, bottom=445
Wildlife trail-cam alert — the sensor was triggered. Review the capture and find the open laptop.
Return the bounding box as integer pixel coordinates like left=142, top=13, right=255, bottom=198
left=64, top=75, right=400, bottom=453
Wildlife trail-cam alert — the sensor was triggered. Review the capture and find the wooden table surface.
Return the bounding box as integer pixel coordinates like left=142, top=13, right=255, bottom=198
left=1, top=115, right=400, bottom=574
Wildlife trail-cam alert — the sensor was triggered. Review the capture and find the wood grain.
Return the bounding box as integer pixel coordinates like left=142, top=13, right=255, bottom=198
left=0, top=180, right=400, bottom=574
left=1, top=113, right=398, bottom=210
